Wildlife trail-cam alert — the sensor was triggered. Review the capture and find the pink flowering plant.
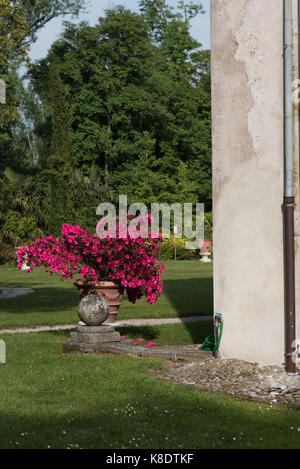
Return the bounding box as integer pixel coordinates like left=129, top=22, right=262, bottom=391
left=17, top=216, right=165, bottom=304
left=121, top=335, right=156, bottom=348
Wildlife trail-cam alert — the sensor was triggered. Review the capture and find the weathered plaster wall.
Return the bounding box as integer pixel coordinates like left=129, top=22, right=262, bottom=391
left=293, top=3, right=300, bottom=357
left=211, top=0, right=299, bottom=365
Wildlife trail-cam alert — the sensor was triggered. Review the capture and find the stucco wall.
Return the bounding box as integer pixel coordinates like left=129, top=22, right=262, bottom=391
left=211, top=0, right=299, bottom=365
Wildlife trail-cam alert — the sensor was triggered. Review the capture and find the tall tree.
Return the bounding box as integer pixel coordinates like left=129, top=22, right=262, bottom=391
left=27, top=4, right=211, bottom=231
left=48, top=64, right=74, bottom=171
left=139, top=0, right=204, bottom=71
left=0, top=0, right=30, bottom=170
left=31, top=8, right=170, bottom=184
left=39, top=63, right=75, bottom=233
left=0, top=0, right=29, bottom=71
left=14, top=81, right=45, bottom=168
left=20, top=0, right=86, bottom=44
left=0, top=0, right=85, bottom=171
left=139, top=0, right=211, bottom=207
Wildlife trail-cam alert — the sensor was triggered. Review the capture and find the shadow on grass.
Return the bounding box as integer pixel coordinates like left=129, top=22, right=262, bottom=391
left=0, top=272, right=213, bottom=345
left=117, top=321, right=213, bottom=345
left=163, top=278, right=213, bottom=317
left=0, top=287, right=78, bottom=315
left=0, top=385, right=298, bottom=449
left=163, top=277, right=213, bottom=343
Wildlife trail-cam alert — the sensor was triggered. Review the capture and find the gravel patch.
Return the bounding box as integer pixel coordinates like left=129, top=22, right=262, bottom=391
left=154, top=358, right=300, bottom=408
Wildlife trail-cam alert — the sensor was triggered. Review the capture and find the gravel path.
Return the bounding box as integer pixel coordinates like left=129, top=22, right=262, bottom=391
left=112, top=315, right=212, bottom=327
left=155, top=358, right=300, bottom=408
left=0, top=315, right=212, bottom=335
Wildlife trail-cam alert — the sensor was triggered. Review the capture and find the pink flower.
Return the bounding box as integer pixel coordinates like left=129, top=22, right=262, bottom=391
left=17, top=219, right=165, bottom=306
left=144, top=342, right=155, bottom=348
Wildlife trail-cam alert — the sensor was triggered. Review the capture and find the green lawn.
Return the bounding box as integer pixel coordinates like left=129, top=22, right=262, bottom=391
left=118, top=321, right=213, bottom=346
left=1, top=326, right=300, bottom=449
left=1, top=262, right=299, bottom=450
left=0, top=261, right=213, bottom=329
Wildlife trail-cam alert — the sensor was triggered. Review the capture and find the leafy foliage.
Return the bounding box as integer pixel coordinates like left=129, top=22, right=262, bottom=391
left=159, top=236, right=197, bottom=260
left=0, top=2, right=211, bottom=260
left=0, top=0, right=29, bottom=70
left=0, top=1, right=29, bottom=169
left=0, top=168, right=46, bottom=261
left=20, top=0, right=86, bottom=44
left=30, top=5, right=211, bottom=203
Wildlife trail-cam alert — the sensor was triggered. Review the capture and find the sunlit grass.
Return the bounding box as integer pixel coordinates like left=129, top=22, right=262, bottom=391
left=0, top=261, right=213, bottom=329
left=0, top=329, right=300, bottom=449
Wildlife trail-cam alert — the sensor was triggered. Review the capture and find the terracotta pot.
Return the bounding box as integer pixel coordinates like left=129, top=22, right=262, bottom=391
left=74, top=279, right=124, bottom=323
left=200, top=239, right=212, bottom=254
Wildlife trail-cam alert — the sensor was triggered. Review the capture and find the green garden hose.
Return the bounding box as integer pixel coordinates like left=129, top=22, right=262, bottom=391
left=200, top=321, right=224, bottom=353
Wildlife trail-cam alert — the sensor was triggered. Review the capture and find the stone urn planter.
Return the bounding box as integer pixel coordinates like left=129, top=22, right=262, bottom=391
left=74, top=279, right=124, bottom=323
left=17, top=223, right=165, bottom=324
left=199, top=239, right=212, bottom=263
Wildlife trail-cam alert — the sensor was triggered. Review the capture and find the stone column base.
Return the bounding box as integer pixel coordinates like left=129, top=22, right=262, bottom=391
left=63, top=324, right=121, bottom=353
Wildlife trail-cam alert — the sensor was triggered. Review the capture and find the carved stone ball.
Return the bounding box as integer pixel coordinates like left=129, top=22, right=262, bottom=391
left=78, top=294, right=109, bottom=326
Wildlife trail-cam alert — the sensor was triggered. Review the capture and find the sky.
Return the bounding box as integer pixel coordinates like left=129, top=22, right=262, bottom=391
left=29, top=0, right=211, bottom=61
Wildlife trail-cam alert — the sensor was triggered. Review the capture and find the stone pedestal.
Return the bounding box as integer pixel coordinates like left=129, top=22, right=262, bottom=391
left=200, top=252, right=212, bottom=263
left=63, top=324, right=121, bottom=353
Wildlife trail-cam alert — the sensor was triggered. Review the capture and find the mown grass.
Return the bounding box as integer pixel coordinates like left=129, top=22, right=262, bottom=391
left=0, top=328, right=300, bottom=449
left=117, top=321, right=213, bottom=346
left=0, top=261, right=213, bottom=329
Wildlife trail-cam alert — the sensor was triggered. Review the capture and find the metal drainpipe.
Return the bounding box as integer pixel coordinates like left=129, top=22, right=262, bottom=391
left=284, top=0, right=296, bottom=374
